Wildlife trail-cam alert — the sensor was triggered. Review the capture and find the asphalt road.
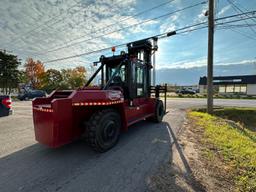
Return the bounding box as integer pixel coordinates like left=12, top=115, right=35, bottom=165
left=0, top=98, right=255, bottom=192
left=167, top=98, right=256, bottom=109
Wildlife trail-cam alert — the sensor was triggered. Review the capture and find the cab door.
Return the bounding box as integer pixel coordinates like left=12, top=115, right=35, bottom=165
left=125, top=61, right=151, bottom=125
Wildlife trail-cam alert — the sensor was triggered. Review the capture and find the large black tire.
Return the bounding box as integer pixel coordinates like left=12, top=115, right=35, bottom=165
left=148, top=100, right=165, bottom=123
left=86, top=109, right=121, bottom=152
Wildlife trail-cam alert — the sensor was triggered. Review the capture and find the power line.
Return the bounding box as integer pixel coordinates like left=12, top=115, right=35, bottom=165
left=34, top=1, right=207, bottom=56
left=215, top=10, right=256, bottom=21
left=216, top=16, right=256, bottom=25
left=6, top=1, right=128, bottom=46
left=219, top=23, right=256, bottom=28
left=42, top=23, right=210, bottom=63
left=234, top=1, right=256, bottom=24
left=217, top=20, right=256, bottom=41
left=37, top=0, right=178, bottom=53
left=7, top=0, right=127, bottom=49
left=44, top=25, right=208, bottom=65
left=6, top=0, right=175, bottom=52
left=39, top=11, right=256, bottom=61
left=226, top=0, right=256, bottom=35
left=215, top=17, right=256, bottom=42
left=41, top=9, right=256, bottom=58
left=5, top=0, right=82, bottom=45
left=43, top=9, right=256, bottom=56
left=3, top=0, right=137, bottom=63
left=42, top=11, right=256, bottom=64
left=228, top=0, right=256, bottom=23
left=219, top=27, right=256, bottom=41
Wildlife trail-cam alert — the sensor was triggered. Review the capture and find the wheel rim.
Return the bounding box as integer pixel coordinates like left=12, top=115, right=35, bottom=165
left=102, top=120, right=117, bottom=142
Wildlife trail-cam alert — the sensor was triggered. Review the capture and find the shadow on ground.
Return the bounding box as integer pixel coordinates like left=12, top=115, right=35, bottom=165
left=0, top=120, right=186, bottom=192
left=149, top=122, right=206, bottom=192
left=0, top=117, right=207, bottom=192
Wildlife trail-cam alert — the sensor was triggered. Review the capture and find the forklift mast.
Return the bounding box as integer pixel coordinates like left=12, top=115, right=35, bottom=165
left=127, top=37, right=158, bottom=95
left=127, top=38, right=156, bottom=65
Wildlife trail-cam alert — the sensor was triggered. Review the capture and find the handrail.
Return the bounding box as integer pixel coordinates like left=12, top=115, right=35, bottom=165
left=83, top=63, right=105, bottom=88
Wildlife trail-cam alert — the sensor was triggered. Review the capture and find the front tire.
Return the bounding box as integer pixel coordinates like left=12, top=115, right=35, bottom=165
left=148, top=100, right=165, bottom=123
left=86, top=109, right=121, bottom=152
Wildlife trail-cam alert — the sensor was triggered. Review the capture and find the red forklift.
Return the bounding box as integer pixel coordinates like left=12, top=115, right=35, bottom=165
left=32, top=37, right=167, bottom=152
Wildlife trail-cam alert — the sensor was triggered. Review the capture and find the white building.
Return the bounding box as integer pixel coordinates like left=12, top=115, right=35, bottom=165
left=199, top=75, right=256, bottom=96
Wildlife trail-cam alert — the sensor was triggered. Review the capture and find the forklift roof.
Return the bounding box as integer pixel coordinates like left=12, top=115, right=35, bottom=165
left=100, top=54, right=127, bottom=68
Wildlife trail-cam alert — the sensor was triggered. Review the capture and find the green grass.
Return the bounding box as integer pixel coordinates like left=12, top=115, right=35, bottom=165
left=189, top=109, right=256, bottom=191
left=213, top=108, right=256, bottom=131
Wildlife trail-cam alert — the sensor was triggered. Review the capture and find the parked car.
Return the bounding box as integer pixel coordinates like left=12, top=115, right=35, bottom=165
left=176, top=88, right=196, bottom=95
left=0, top=95, right=12, bottom=117
left=18, top=90, right=46, bottom=101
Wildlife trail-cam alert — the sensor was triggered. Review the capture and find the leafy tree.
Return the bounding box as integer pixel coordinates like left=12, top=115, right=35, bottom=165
left=60, top=66, right=87, bottom=89
left=69, top=66, right=87, bottom=89
left=60, top=69, right=72, bottom=89
left=16, top=70, right=30, bottom=92
left=41, top=69, right=63, bottom=93
left=0, top=50, right=21, bottom=94
left=24, top=58, right=45, bottom=89
left=17, top=70, right=29, bottom=84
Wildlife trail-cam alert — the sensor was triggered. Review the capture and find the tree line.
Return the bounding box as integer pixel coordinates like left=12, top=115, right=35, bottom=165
left=0, top=50, right=87, bottom=94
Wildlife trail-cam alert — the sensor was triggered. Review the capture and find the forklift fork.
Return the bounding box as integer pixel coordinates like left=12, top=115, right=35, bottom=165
left=150, top=84, right=168, bottom=114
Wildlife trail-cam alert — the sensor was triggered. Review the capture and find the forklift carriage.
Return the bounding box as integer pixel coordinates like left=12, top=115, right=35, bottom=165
left=32, top=38, right=167, bottom=152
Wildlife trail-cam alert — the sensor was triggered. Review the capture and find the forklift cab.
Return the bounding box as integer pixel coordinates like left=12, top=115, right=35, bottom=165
left=89, top=39, right=155, bottom=101
left=102, top=59, right=147, bottom=100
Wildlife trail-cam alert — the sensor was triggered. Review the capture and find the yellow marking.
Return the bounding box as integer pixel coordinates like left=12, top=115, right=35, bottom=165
left=72, top=100, right=124, bottom=106
left=33, top=107, right=53, bottom=113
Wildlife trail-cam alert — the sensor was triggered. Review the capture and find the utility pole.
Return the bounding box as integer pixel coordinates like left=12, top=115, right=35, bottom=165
left=152, top=39, right=157, bottom=86
left=207, top=0, right=214, bottom=114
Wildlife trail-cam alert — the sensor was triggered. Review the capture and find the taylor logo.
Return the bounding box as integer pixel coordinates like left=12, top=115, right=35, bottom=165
left=108, top=91, right=122, bottom=100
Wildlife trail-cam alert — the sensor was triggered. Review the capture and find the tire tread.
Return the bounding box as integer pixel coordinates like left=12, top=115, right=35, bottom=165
left=86, top=109, right=119, bottom=152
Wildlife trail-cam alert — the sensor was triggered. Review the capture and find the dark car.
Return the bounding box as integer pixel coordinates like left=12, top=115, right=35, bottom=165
left=18, top=90, right=46, bottom=101
left=0, top=95, right=12, bottom=117
left=176, top=88, right=196, bottom=95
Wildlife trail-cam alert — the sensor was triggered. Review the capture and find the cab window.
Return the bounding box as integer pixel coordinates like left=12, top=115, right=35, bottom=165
left=136, top=65, right=145, bottom=97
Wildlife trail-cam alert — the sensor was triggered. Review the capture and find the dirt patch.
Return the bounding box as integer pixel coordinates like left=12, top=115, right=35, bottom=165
left=148, top=113, right=234, bottom=192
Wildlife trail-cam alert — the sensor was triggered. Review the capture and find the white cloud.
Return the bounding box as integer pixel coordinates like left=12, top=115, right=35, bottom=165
left=216, top=59, right=256, bottom=66
left=2, top=0, right=253, bottom=71
left=0, top=0, right=141, bottom=67
left=170, top=14, right=179, bottom=23
left=194, top=4, right=208, bottom=23
left=159, top=13, right=180, bottom=33
left=105, top=31, right=125, bottom=40
left=157, top=58, right=256, bottom=69
left=157, top=58, right=206, bottom=69
left=217, top=4, right=232, bottom=16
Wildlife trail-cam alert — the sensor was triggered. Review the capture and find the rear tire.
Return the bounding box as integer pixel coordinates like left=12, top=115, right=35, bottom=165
left=148, top=100, right=165, bottom=123
left=86, top=109, right=121, bottom=152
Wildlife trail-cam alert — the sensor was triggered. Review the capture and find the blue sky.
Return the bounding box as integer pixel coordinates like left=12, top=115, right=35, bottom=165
left=0, top=0, right=256, bottom=84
